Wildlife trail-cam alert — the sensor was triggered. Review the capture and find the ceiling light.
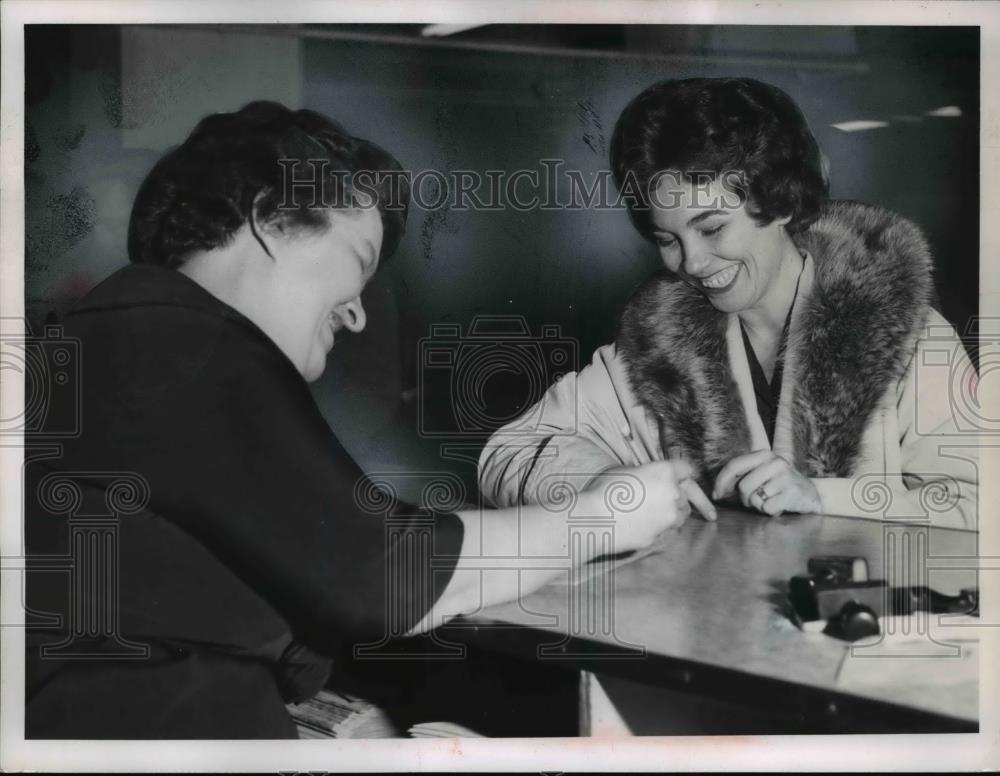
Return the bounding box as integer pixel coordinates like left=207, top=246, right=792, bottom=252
left=926, top=106, right=962, bottom=117
left=421, top=24, right=486, bottom=38
left=831, top=120, right=890, bottom=132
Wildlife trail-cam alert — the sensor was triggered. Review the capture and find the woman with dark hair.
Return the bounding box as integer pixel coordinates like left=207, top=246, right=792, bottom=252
left=480, top=77, right=977, bottom=528
left=25, top=101, right=691, bottom=738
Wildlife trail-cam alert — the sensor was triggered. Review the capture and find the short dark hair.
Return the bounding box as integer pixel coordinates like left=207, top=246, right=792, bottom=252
left=610, top=77, right=828, bottom=239
left=128, top=101, right=409, bottom=268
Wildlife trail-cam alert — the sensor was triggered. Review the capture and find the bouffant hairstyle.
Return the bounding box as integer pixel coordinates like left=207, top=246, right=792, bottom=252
left=128, top=101, right=409, bottom=268
left=610, top=77, right=828, bottom=239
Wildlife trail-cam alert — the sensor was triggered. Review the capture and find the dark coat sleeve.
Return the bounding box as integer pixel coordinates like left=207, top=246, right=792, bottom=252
left=59, top=302, right=465, bottom=654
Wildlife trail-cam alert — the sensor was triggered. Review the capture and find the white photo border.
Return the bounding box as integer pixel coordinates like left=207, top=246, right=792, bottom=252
left=2, top=0, right=998, bottom=771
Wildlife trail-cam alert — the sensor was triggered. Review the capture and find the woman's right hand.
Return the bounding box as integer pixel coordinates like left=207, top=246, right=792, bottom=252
left=582, top=460, right=716, bottom=554
left=413, top=460, right=715, bottom=634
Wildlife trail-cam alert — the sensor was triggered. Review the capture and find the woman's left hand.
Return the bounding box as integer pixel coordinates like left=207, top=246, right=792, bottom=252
left=712, top=451, right=822, bottom=516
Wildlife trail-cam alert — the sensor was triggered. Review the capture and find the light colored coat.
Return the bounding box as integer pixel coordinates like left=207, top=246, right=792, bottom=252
left=479, top=203, right=978, bottom=529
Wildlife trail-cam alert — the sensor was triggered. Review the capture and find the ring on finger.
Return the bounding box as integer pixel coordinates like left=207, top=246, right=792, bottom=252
left=753, top=485, right=769, bottom=506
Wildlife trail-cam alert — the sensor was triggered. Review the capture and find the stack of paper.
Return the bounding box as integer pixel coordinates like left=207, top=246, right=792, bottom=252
left=408, top=721, right=486, bottom=738
left=287, top=689, right=402, bottom=739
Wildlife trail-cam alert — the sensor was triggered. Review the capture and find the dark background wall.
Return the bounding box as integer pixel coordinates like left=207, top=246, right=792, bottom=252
left=25, top=24, right=979, bottom=494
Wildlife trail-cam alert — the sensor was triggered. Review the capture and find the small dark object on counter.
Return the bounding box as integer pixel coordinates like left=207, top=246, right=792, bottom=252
left=788, top=556, right=979, bottom=642
left=789, top=576, right=886, bottom=623
left=822, top=601, right=880, bottom=642
left=806, top=556, right=869, bottom=583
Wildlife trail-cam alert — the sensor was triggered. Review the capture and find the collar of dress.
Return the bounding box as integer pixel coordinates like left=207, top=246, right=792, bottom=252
left=615, top=200, right=934, bottom=486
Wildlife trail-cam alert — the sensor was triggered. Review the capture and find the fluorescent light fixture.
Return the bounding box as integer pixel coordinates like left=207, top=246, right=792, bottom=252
left=926, top=105, right=963, bottom=117
left=421, top=24, right=486, bottom=38
left=831, top=120, right=890, bottom=132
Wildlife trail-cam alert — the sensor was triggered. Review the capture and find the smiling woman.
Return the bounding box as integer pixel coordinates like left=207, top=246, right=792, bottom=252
left=127, top=102, right=393, bottom=381
left=24, top=100, right=693, bottom=739
left=479, top=77, right=978, bottom=530
left=176, top=204, right=381, bottom=381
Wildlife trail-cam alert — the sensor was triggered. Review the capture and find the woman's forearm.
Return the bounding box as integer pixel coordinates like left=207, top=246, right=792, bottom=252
left=407, top=460, right=691, bottom=634
left=407, top=502, right=590, bottom=634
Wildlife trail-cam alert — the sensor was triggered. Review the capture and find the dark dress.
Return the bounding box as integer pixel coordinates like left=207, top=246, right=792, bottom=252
left=24, top=264, right=464, bottom=738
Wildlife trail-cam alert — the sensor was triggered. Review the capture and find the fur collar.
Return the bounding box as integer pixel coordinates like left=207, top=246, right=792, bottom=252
left=616, top=201, right=934, bottom=487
